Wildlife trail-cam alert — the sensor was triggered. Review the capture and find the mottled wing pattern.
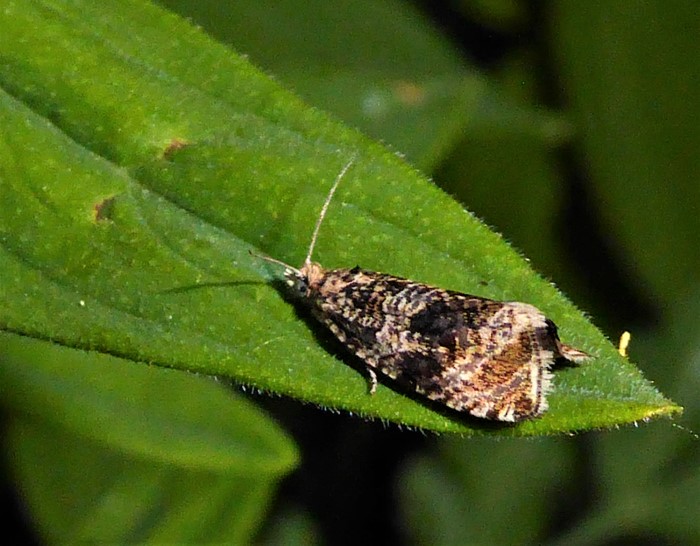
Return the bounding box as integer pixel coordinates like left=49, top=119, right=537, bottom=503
left=304, top=266, right=570, bottom=422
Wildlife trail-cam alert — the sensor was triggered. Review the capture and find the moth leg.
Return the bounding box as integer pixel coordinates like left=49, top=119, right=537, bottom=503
left=367, top=367, right=378, bottom=395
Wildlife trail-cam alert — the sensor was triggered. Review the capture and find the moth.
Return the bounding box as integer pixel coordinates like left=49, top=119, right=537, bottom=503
left=257, top=161, right=590, bottom=422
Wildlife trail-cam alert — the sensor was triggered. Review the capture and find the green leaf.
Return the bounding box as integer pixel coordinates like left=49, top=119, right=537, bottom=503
left=7, top=418, right=283, bottom=543
left=0, top=0, right=680, bottom=435
left=0, top=331, right=298, bottom=543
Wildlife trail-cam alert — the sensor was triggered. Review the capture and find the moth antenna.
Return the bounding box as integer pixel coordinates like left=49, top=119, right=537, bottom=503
left=248, top=249, right=302, bottom=276
left=304, top=158, right=356, bottom=265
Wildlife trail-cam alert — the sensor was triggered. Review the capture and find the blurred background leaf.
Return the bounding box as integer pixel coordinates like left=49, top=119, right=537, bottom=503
left=1, top=332, right=298, bottom=544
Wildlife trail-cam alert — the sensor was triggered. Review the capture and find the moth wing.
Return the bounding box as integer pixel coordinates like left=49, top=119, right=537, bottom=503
left=375, top=300, right=559, bottom=421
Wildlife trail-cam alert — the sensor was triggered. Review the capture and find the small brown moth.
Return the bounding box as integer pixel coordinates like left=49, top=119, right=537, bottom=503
left=257, top=161, right=590, bottom=422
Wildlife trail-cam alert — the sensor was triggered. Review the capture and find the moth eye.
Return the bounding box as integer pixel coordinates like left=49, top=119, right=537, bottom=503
left=295, top=278, right=309, bottom=296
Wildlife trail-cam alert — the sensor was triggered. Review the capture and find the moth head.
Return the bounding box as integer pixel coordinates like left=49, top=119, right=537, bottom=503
left=284, top=266, right=307, bottom=295
left=287, top=261, right=325, bottom=296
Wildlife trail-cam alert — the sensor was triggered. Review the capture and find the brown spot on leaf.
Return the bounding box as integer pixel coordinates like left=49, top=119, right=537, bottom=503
left=162, top=138, right=189, bottom=159
left=393, top=81, right=427, bottom=106
left=93, top=196, right=116, bottom=222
